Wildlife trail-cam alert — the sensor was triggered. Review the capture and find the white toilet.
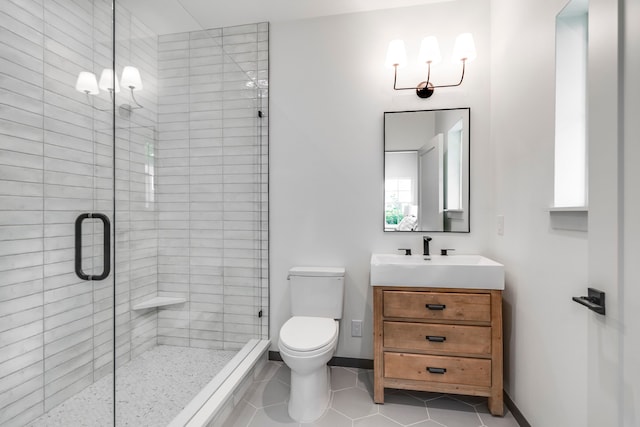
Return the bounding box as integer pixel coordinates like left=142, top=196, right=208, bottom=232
left=278, top=266, right=345, bottom=423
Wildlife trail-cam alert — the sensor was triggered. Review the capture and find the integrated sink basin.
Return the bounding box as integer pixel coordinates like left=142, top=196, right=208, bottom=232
left=370, top=253, right=504, bottom=290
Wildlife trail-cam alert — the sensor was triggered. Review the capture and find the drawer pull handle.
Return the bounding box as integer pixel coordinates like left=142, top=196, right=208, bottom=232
left=426, top=304, right=446, bottom=310
left=426, top=335, right=446, bottom=342
left=427, top=367, right=447, bottom=374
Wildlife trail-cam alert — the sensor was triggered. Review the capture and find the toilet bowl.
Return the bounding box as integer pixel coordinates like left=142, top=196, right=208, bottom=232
left=280, top=266, right=345, bottom=422
left=278, top=316, right=339, bottom=423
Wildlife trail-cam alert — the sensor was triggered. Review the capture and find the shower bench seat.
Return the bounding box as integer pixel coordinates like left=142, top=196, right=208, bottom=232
left=132, top=296, right=187, bottom=310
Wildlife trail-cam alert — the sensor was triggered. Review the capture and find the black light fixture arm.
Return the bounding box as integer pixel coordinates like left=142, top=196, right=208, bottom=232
left=392, top=65, right=421, bottom=91
left=431, top=59, right=466, bottom=89
left=392, top=59, right=467, bottom=99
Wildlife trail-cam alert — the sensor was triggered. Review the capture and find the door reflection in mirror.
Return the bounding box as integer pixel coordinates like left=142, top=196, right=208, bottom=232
left=384, top=108, right=470, bottom=233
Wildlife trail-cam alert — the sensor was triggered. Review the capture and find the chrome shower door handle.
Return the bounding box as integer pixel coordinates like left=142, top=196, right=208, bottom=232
left=75, top=213, right=111, bottom=281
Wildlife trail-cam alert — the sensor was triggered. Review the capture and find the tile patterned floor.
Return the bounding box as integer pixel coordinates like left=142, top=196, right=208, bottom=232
left=224, top=362, right=520, bottom=427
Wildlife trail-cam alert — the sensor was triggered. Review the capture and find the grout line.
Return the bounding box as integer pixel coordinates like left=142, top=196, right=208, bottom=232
left=472, top=407, right=485, bottom=427
left=376, top=412, right=402, bottom=425
left=241, top=406, right=258, bottom=427
left=449, top=395, right=481, bottom=408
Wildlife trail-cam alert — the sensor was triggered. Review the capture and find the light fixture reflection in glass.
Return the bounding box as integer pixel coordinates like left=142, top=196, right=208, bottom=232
left=120, top=66, right=144, bottom=109
left=99, top=68, right=120, bottom=93
left=75, top=71, right=99, bottom=95
left=121, top=66, right=143, bottom=90
left=75, top=66, right=144, bottom=110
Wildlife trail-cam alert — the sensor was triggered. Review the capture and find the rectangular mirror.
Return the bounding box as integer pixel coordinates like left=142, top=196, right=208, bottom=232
left=384, top=108, right=470, bottom=232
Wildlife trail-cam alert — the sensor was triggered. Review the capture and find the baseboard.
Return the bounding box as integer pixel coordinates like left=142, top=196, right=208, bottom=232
left=504, top=392, right=532, bottom=427
left=268, top=351, right=374, bottom=370
left=329, top=356, right=374, bottom=369
left=268, top=351, right=283, bottom=361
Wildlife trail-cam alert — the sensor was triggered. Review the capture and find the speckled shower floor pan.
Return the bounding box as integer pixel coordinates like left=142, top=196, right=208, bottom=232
left=28, top=345, right=237, bottom=427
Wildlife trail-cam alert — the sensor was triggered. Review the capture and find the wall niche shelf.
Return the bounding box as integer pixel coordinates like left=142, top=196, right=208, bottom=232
left=548, top=206, right=588, bottom=212
left=548, top=207, right=588, bottom=231
left=132, top=296, right=187, bottom=311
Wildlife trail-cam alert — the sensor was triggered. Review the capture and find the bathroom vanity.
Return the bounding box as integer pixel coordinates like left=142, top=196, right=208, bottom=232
left=370, top=254, right=505, bottom=416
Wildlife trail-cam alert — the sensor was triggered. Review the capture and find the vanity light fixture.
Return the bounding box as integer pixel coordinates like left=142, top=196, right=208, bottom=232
left=75, top=66, right=143, bottom=109
left=386, top=33, right=476, bottom=99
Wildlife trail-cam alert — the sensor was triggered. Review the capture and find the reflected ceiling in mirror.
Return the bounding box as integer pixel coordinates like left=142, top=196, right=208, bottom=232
left=384, top=108, right=470, bottom=233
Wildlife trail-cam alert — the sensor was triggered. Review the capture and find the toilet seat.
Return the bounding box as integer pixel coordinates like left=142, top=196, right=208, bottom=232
left=279, top=316, right=338, bottom=353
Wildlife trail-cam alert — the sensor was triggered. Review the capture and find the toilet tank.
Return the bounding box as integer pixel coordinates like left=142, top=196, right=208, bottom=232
left=288, top=267, right=345, bottom=319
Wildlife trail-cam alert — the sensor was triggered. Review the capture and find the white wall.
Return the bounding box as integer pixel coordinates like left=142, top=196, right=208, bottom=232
left=270, top=0, right=491, bottom=359
left=490, top=0, right=588, bottom=425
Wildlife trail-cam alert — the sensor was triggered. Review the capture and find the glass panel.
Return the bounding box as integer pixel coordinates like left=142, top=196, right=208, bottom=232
left=113, top=2, right=268, bottom=424
left=0, top=0, right=115, bottom=425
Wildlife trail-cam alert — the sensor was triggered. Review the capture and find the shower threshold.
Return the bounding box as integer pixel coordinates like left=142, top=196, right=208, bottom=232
left=28, top=346, right=237, bottom=427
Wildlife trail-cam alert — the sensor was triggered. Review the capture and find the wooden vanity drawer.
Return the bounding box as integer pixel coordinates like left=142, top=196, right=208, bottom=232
left=383, top=322, right=491, bottom=355
left=383, top=291, right=491, bottom=322
left=384, top=352, right=491, bottom=387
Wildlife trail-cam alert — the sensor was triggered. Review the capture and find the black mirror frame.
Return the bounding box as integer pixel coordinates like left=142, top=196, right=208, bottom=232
left=383, top=107, right=471, bottom=233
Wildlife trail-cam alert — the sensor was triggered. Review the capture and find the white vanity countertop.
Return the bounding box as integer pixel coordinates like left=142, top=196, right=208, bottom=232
left=370, top=253, right=505, bottom=290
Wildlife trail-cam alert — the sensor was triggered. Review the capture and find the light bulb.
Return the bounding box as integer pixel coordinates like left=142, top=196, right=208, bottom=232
left=452, top=33, right=477, bottom=63
left=418, top=36, right=442, bottom=64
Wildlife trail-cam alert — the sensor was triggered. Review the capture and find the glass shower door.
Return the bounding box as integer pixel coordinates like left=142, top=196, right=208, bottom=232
left=0, top=0, right=116, bottom=425
left=40, top=0, right=117, bottom=423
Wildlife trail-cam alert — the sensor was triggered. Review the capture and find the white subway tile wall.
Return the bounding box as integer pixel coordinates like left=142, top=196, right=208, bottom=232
left=156, top=23, right=268, bottom=351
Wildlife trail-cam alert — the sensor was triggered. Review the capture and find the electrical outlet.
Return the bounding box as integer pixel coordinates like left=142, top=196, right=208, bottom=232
left=497, top=215, right=505, bottom=236
left=351, top=320, right=363, bottom=337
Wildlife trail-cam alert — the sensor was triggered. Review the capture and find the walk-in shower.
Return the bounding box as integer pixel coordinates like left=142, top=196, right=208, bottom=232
left=0, top=1, right=269, bottom=426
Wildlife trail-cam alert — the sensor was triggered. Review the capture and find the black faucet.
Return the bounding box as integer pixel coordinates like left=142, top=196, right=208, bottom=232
left=423, top=236, right=432, bottom=256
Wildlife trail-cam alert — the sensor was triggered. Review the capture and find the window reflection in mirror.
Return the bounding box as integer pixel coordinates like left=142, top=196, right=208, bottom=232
left=446, top=119, right=463, bottom=211
left=384, top=108, right=470, bottom=233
